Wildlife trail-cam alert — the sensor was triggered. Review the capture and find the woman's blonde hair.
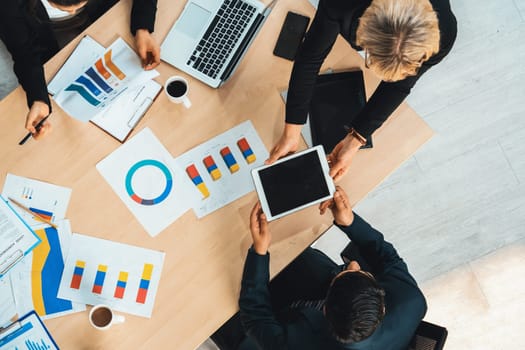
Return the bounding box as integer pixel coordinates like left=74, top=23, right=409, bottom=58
left=356, top=0, right=440, bottom=81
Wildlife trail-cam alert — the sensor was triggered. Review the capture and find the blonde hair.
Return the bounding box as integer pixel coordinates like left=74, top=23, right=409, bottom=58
left=356, top=0, right=440, bottom=81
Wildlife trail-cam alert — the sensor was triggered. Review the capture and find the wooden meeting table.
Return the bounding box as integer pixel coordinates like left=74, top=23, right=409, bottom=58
left=0, top=0, right=432, bottom=348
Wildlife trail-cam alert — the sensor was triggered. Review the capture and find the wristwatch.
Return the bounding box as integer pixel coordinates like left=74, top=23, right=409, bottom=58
left=345, top=126, right=367, bottom=146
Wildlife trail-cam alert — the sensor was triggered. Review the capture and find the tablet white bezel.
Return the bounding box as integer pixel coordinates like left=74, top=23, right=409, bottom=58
left=251, top=145, right=335, bottom=221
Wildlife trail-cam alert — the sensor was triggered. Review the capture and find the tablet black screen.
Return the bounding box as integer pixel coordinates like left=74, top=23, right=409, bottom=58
left=258, top=150, right=330, bottom=216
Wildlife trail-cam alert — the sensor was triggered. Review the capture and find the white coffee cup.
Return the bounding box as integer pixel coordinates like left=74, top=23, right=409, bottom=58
left=165, top=76, right=192, bottom=108
left=89, top=304, right=125, bottom=330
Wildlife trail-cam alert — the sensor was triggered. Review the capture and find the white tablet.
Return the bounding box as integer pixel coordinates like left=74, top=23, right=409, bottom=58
left=251, top=145, right=335, bottom=221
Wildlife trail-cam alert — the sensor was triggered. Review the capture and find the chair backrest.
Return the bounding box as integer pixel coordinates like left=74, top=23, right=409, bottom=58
left=408, top=320, right=448, bottom=350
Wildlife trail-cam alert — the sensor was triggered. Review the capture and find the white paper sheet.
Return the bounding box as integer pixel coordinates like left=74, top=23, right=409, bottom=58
left=0, top=197, right=40, bottom=278
left=0, top=277, right=17, bottom=327
left=54, top=38, right=156, bottom=122
left=90, top=79, right=161, bottom=142
left=57, top=233, right=165, bottom=318
left=9, top=221, right=85, bottom=320
left=96, top=128, right=199, bottom=236
left=2, top=174, right=72, bottom=226
left=174, top=120, right=269, bottom=218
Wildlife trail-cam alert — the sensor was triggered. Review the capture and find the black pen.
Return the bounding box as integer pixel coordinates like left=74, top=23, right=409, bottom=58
left=18, top=115, right=50, bottom=145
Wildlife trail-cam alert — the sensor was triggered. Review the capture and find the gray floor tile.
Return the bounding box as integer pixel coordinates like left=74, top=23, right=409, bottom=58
left=499, top=127, right=525, bottom=184
left=407, top=25, right=525, bottom=117
left=513, top=0, right=525, bottom=20
left=355, top=141, right=521, bottom=281
left=451, top=0, right=523, bottom=50
left=412, top=73, right=525, bottom=171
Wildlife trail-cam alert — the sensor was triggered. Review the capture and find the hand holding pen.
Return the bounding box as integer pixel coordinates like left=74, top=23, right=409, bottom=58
left=20, top=101, right=52, bottom=145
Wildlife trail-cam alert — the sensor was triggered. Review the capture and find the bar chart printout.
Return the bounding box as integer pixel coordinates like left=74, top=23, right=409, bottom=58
left=136, top=264, right=153, bottom=304
left=58, top=233, right=165, bottom=318
left=70, top=260, right=85, bottom=289
left=114, top=271, right=128, bottom=299
left=92, top=264, right=108, bottom=294
left=174, top=120, right=269, bottom=218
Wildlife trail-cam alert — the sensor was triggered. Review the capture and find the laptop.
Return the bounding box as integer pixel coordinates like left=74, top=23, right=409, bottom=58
left=161, top=0, right=275, bottom=88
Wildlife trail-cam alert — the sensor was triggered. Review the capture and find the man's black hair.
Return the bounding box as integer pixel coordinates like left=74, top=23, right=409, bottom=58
left=324, top=272, right=386, bottom=343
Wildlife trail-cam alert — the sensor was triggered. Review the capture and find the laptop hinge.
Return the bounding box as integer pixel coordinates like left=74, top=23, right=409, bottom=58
left=220, top=13, right=265, bottom=82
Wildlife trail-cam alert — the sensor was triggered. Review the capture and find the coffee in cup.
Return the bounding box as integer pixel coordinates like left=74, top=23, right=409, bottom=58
left=165, top=76, right=191, bottom=108
left=89, top=304, right=125, bottom=330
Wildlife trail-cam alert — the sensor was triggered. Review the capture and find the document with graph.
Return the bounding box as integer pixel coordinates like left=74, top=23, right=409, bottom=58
left=174, top=120, right=269, bottom=218
left=9, top=220, right=86, bottom=320
left=57, top=233, right=165, bottom=318
left=53, top=37, right=159, bottom=122
left=0, top=311, right=59, bottom=350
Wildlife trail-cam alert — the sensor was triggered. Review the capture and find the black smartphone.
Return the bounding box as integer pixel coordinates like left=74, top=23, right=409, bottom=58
left=273, top=11, right=310, bottom=61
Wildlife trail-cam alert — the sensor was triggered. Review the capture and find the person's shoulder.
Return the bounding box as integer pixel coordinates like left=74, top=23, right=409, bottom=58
left=320, top=0, right=370, bottom=17
left=432, top=0, right=458, bottom=52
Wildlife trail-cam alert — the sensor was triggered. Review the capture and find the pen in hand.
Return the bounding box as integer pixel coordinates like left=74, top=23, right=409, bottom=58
left=19, top=115, right=50, bottom=145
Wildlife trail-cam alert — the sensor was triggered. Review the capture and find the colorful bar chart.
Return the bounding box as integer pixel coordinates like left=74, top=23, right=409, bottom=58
left=136, top=263, right=153, bottom=304
left=70, top=260, right=85, bottom=289
left=220, top=147, right=240, bottom=173
left=86, top=67, right=113, bottom=93
left=237, top=138, right=256, bottom=164
left=22, top=186, right=34, bottom=199
left=65, top=84, right=100, bottom=106
left=75, top=76, right=101, bottom=96
left=186, top=164, right=210, bottom=198
left=92, top=264, right=108, bottom=294
left=25, top=338, right=53, bottom=350
left=104, top=50, right=126, bottom=80
left=29, top=207, right=53, bottom=221
left=114, top=271, right=128, bottom=299
left=203, top=155, right=222, bottom=180
left=95, top=58, right=111, bottom=79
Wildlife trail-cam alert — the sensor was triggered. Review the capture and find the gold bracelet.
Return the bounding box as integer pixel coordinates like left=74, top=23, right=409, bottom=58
left=347, top=127, right=367, bottom=146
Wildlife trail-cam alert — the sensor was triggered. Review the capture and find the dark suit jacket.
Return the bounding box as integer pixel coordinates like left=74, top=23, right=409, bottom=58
left=0, top=0, right=157, bottom=109
left=238, top=214, right=427, bottom=349
left=286, top=0, right=457, bottom=138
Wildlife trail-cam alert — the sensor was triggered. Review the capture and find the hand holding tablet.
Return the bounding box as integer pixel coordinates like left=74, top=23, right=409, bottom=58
left=251, top=146, right=335, bottom=221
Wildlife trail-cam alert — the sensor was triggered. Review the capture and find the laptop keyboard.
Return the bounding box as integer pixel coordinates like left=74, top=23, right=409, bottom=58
left=186, top=0, right=257, bottom=79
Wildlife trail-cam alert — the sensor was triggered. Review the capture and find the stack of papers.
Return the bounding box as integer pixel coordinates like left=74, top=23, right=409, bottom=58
left=1, top=174, right=85, bottom=321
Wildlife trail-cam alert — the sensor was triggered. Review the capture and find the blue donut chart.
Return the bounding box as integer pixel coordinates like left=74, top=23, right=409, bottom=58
left=125, top=159, right=173, bottom=205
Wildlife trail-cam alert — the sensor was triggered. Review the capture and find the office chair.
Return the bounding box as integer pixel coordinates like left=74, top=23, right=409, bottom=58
left=340, top=242, right=448, bottom=350
left=408, top=320, right=448, bottom=350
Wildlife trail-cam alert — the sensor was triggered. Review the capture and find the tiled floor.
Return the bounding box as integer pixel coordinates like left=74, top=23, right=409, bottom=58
left=1, top=1, right=524, bottom=349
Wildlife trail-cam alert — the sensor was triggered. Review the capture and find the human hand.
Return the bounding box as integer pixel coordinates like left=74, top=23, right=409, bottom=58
left=266, top=123, right=302, bottom=164
left=328, top=134, right=363, bottom=181
left=25, top=101, right=51, bottom=140
left=250, top=202, right=271, bottom=255
left=135, top=29, right=161, bottom=70
left=319, top=186, right=354, bottom=226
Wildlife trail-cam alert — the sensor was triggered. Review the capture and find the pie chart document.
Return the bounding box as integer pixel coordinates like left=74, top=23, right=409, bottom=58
left=96, top=128, right=199, bottom=236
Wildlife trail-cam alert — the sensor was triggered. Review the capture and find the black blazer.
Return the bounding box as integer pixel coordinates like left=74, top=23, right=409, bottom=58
left=238, top=214, right=427, bottom=350
left=0, top=0, right=157, bottom=109
left=286, top=0, right=457, bottom=138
